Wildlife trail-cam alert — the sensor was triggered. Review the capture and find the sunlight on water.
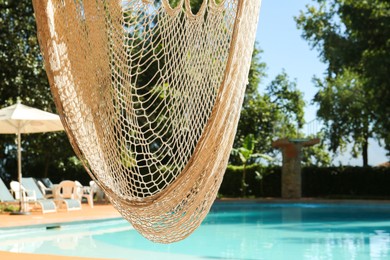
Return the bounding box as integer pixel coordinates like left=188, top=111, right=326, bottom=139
left=0, top=202, right=389, bottom=259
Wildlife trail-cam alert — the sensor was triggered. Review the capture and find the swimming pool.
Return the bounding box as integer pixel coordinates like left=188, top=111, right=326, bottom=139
left=0, top=201, right=389, bottom=259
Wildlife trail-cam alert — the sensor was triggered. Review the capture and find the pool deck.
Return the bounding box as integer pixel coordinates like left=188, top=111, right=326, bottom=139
left=0, top=204, right=121, bottom=260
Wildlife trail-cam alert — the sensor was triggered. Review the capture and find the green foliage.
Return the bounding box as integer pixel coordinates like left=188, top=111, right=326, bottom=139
left=235, top=92, right=278, bottom=156
left=232, top=134, right=273, bottom=165
left=302, top=134, right=332, bottom=167
left=0, top=204, right=19, bottom=213
left=234, top=47, right=315, bottom=164
left=295, top=0, right=390, bottom=162
left=266, top=70, right=306, bottom=136
left=234, top=45, right=272, bottom=154
left=0, top=1, right=52, bottom=108
left=0, top=0, right=332, bottom=188
left=219, top=164, right=281, bottom=198
left=245, top=46, right=268, bottom=103
left=167, top=0, right=206, bottom=13
left=0, top=0, right=81, bottom=182
left=312, top=70, right=374, bottom=165
left=231, top=134, right=273, bottom=196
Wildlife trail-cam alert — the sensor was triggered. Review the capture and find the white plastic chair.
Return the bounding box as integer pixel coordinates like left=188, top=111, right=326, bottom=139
left=10, top=181, right=36, bottom=201
left=90, top=181, right=106, bottom=203
left=75, top=181, right=94, bottom=208
left=56, top=181, right=82, bottom=211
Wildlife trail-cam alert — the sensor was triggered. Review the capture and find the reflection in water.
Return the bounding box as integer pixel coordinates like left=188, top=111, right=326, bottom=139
left=303, top=231, right=390, bottom=260
left=370, top=231, right=390, bottom=259
left=304, top=233, right=366, bottom=260
left=282, top=205, right=302, bottom=223
left=0, top=232, right=94, bottom=252
left=5, top=240, right=43, bottom=254
left=54, top=234, right=96, bottom=250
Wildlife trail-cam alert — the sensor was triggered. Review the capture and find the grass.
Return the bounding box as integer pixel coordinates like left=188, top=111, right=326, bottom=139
left=0, top=204, right=19, bottom=213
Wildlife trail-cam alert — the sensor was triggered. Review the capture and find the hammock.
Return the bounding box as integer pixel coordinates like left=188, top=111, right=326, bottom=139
left=32, top=0, right=261, bottom=243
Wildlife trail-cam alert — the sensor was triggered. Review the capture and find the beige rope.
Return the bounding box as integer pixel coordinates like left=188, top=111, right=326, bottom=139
left=32, top=0, right=261, bottom=243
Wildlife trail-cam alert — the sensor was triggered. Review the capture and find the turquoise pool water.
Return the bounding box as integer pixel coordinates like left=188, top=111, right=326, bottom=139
left=0, top=202, right=390, bottom=259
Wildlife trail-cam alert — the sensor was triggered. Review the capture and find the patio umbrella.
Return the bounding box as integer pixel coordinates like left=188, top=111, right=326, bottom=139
left=0, top=101, right=64, bottom=214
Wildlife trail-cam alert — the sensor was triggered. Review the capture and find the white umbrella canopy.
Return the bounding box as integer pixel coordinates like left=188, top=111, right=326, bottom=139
left=0, top=102, right=64, bottom=133
left=0, top=101, right=64, bottom=213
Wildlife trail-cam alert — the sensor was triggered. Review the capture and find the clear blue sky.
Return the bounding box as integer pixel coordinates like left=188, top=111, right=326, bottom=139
left=254, top=0, right=388, bottom=166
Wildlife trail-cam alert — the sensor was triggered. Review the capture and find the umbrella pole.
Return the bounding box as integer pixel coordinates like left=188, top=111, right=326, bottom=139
left=17, top=130, right=23, bottom=212
left=11, top=129, right=30, bottom=215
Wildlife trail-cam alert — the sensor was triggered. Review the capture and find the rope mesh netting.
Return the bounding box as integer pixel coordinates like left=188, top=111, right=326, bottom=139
left=32, top=0, right=261, bottom=243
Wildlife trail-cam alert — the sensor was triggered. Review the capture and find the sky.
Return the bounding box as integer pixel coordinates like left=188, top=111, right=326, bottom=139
left=254, top=0, right=388, bottom=166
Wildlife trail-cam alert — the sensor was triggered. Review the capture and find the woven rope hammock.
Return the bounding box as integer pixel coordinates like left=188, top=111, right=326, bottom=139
left=32, top=0, right=261, bottom=243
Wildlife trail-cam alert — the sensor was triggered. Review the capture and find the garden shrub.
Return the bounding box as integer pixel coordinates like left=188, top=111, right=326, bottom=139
left=219, top=165, right=390, bottom=198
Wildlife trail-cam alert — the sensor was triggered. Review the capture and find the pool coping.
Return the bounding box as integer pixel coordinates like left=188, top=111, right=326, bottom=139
left=0, top=216, right=123, bottom=231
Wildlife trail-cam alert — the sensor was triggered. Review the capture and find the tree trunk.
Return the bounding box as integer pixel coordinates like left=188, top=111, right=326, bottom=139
left=43, top=153, right=50, bottom=178
left=362, top=134, right=368, bottom=167
left=241, top=164, right=247, bottom=197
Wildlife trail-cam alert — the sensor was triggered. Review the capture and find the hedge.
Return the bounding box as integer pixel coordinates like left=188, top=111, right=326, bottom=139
left=219, top=165, right=390, bottom=198
left=219, top=164, right=281, bottom=197
left=302, top=166, right=390, bottom=197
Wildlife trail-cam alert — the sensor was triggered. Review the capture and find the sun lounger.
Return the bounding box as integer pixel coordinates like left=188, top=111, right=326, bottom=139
left=40, top=178, right=54, bottom=189
left=37, top=179, right=54, bottom=198
left=0, top=179, right=21, bottom=212
left=0, top=178, right=16, bottom=203
left=21, top=178, right=57, bottom=214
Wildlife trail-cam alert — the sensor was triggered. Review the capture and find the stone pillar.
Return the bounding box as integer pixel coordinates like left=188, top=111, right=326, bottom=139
left=272, top=138, right=320, bottom=199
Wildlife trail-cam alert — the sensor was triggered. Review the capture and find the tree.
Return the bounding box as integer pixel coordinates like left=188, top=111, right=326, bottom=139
left=232, top=45, right=331, bottom=165
left=295, top=0, right=390, bottom=163
left=234, top=46, right=276, bottom=155
left=266, top=71, right=306, bottom=139
left=265, top=72, right=332, bottom=166
left=302, top=134, right=331, bottom=167
left=235, top=47, right=306, bottom=152
left=313, top=70, right=374, bottom=166
left=0, top=0, right=77, bottom=180
left=0, top=1, right=52, bottom=108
